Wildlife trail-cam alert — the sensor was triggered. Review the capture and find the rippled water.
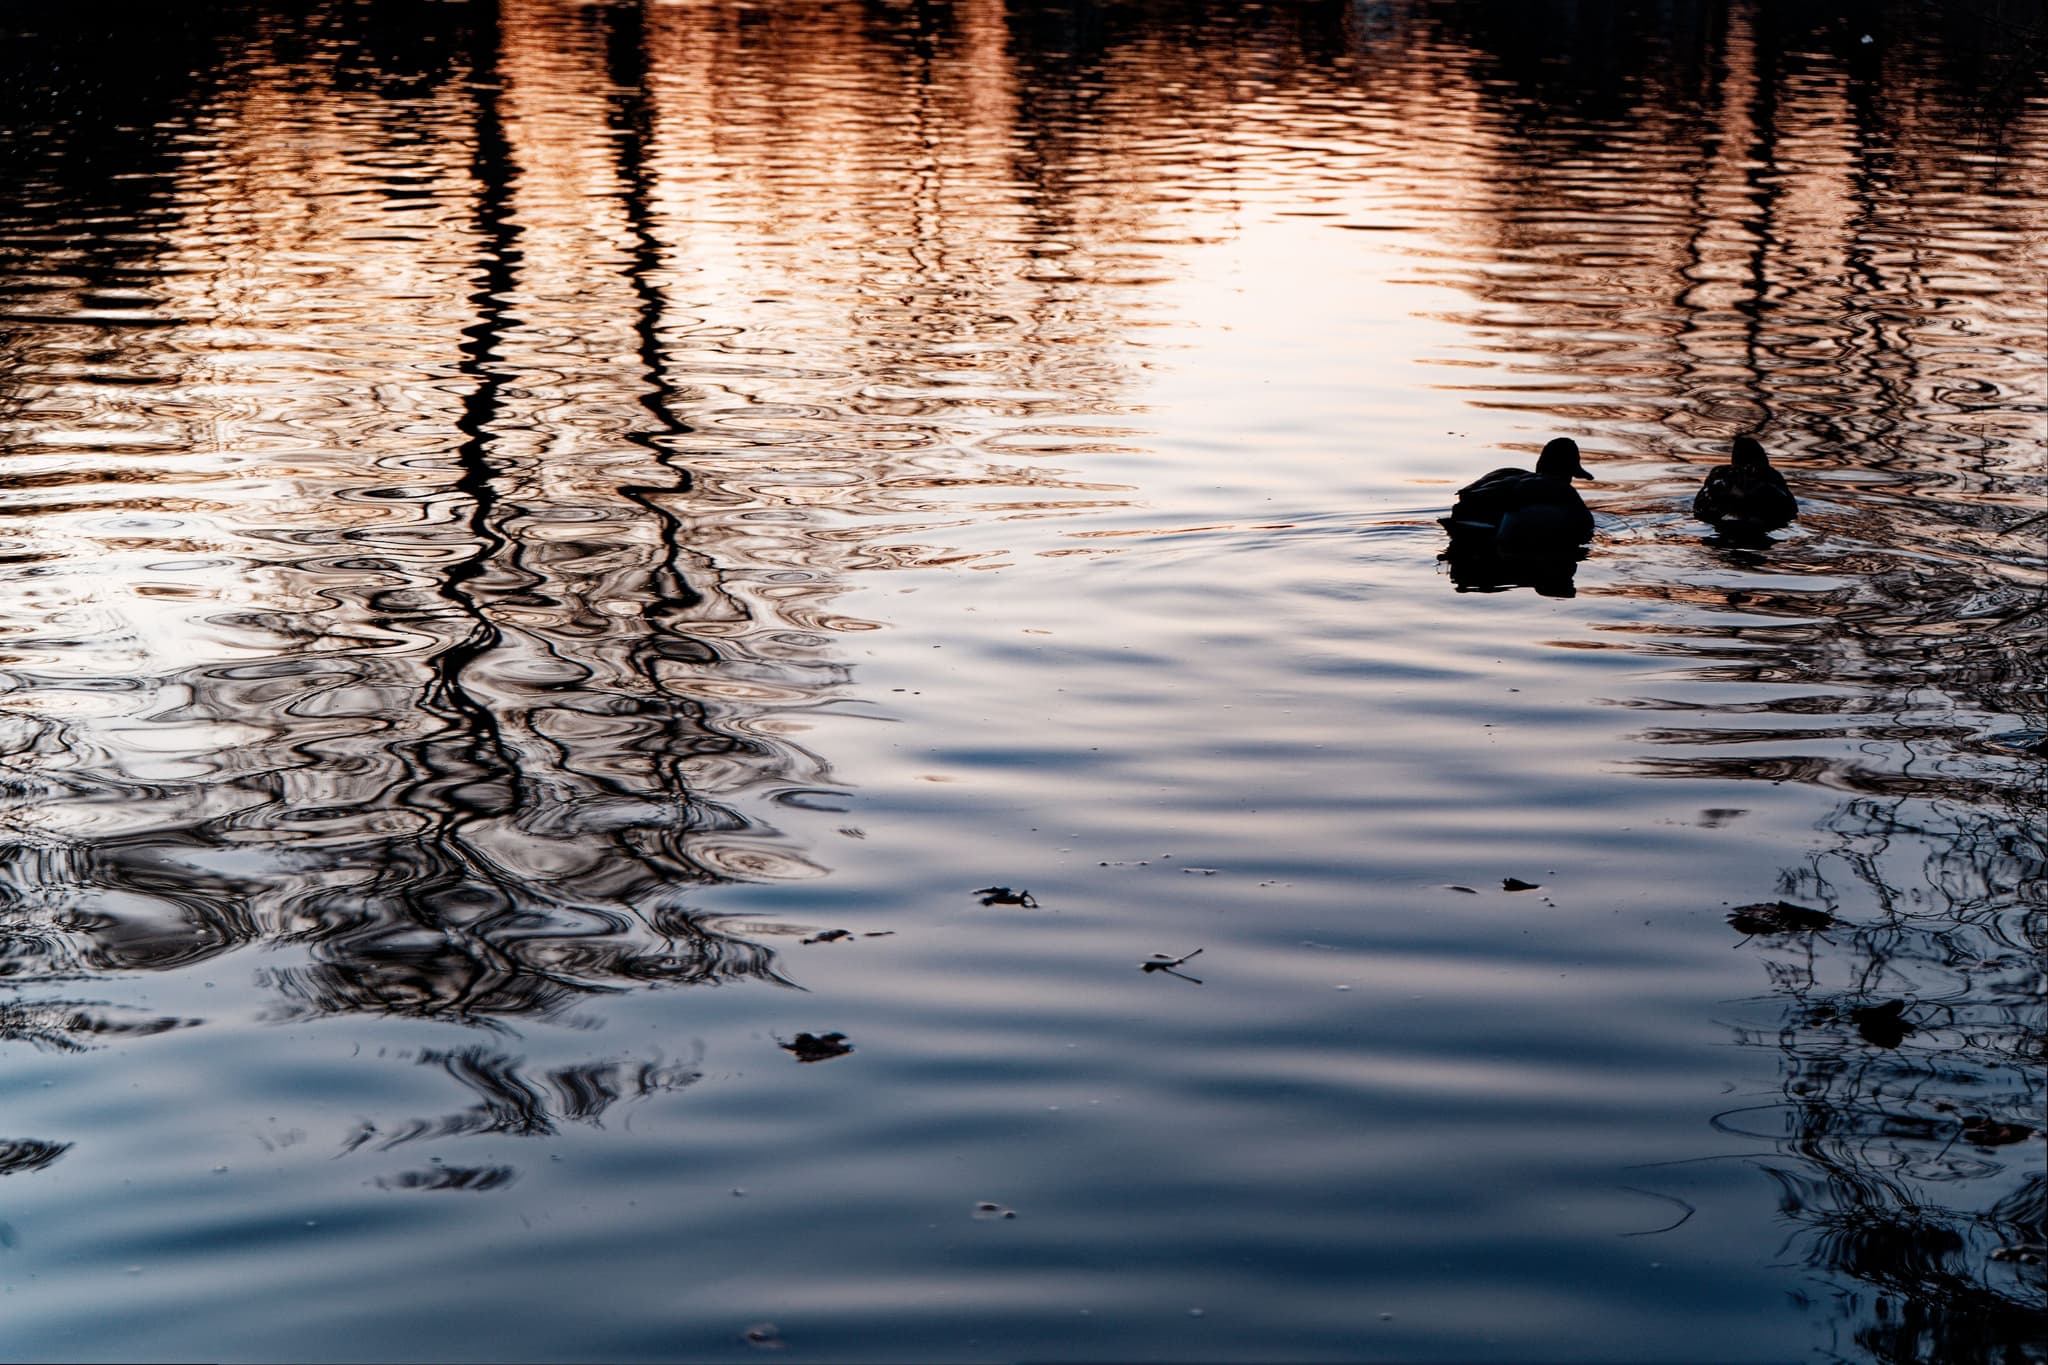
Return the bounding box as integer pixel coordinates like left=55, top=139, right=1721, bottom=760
left=1, top=2, right=2043, bottom=1361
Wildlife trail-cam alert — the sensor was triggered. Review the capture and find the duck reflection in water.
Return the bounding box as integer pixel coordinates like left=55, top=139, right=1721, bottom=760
left=1438, top=437, right=1595, bottom=596
left=1440, top=536, right=1585, bottom=597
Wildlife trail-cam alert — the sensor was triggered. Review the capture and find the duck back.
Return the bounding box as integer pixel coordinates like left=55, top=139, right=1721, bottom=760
left=1694, top=463, right=1795, bottom=529
left=1444, top=469, right=1591, bottom=547
left=1497, top=489, right=1594, bottom=553
left=1445, top=466, right=1535, bottom=529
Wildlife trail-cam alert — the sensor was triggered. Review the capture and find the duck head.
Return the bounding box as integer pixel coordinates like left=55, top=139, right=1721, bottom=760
left=1535, top=437, right=1592, bottom=480
left=1732, top=436, right=1771, bottom=468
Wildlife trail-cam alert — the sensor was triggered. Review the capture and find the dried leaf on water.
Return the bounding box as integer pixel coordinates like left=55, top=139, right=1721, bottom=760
left=1728, top=901, right=1836, bottom=936
left=780, top=1032, right=854, bottom=1063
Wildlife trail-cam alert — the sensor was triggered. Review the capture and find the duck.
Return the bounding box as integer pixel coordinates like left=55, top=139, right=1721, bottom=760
left=1439, top=437, right=1595, bottom=552
left=1692, top=436, right=1795, bottom=531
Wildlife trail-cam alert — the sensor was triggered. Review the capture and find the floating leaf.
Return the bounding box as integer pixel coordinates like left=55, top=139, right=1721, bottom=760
left=1728, top=902, right=1835, bottom=935
left=780, top=1032, right=853, bottom=1063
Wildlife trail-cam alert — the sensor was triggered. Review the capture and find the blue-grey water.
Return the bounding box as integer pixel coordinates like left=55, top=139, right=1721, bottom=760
left=0, top=2, right=2043, bottom=1361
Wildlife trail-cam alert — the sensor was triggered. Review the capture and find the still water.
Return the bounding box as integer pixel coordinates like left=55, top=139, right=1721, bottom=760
left=0, top=2, right=2043, bottom=1360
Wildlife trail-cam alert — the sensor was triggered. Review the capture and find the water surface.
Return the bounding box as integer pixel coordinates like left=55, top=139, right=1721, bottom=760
left=0, top=2, right=2043, bottom=1361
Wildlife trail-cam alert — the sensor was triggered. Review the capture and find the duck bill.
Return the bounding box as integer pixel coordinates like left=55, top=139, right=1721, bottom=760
left=1573, top=463, right=1593, bottom=480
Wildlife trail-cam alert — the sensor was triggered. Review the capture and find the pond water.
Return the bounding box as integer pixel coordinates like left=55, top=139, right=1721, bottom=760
left=0, top=2, right=2043, bottom=1361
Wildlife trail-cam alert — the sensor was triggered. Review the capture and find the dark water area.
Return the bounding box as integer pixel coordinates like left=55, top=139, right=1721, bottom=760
left=0, top=1, right=2043, bottom=1360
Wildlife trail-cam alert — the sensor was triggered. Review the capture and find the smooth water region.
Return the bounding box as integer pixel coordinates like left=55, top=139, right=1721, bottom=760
left=0, top=2, right=2043, bottom=1361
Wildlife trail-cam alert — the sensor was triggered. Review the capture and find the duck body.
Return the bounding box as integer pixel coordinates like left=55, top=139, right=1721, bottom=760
left=1439, top=437, right=1595, bottom=551
left=1693, top=436, right=1795, bottom=531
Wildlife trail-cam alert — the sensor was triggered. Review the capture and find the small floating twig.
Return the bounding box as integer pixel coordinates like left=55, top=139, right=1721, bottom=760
left=1617, top=1185, right=1698, bottom=1238
left=1141, top=948, right=1205, bottom=983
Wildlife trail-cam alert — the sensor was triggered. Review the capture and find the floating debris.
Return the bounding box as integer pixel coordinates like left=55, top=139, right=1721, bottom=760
left=742, top=1322, right=785, bottom=1350
left=1140, top=948, right=1204, bottom=984
left=1728, top=901, right=1835, bottom=936
left=1447, top=885, right=1479, bottom=894
left=780, top=1032, right=854, bottom=1063
left=975, top=886, right=1038, bottom=907
left=1959, top=1116, right=2035, bottom=1148
left=1850, top=999, right=1914, bottom=1049
left=972, top=1201, right=1018, bottom=1220
left=861, top=930, right=896, bottom=938
left=801, top=929, right=852, bottom=945
left=1502, top=877, right=1541, bottom=892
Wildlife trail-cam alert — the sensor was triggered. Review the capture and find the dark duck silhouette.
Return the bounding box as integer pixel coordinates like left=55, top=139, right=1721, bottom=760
left=1692, top=436, right=1795, bottom=532
left=1439, top=437, right=1595, bottom=552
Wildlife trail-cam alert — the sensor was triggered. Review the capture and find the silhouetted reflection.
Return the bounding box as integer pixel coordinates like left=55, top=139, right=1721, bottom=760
left=1700, top=525, right=1789, bottom=559
left=338, top=1045, right=706, bottom=1151
left=375, top=1165, right=517, bottom=1193
left=1710, top=793, right=2046, bottom=1364
left=0, top=1139, right=71, bottom=1177
left=0, top=0, right=1153, bottom=1036
left=1438, top=541, right=1583, bottom=598
left=0, top=995, right=196, bottom=1052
